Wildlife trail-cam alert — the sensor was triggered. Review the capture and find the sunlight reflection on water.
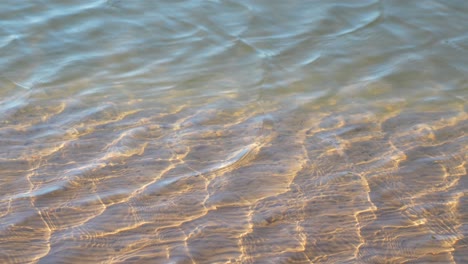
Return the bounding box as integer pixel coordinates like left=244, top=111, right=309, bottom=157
left=0, top=1, right=467, bottom=263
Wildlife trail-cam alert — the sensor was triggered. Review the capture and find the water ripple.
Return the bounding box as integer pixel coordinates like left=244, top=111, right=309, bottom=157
left=1, top=0, right=467, bottom=263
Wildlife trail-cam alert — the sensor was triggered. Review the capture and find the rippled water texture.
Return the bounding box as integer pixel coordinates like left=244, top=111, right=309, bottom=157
left=1, top=1, right=467, bottom=263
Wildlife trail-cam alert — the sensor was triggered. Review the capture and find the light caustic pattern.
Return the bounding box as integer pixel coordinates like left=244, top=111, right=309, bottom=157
left=0, top=0, right=468, bottom=263
left=0, top=84, right=466, bottom=263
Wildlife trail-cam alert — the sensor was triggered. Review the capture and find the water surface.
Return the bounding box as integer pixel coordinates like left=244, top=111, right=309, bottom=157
left=0, top=0, right=467, bottom=263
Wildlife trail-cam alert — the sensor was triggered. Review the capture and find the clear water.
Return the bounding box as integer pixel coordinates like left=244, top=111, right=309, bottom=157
left=0, top=1, right=467, bottom=263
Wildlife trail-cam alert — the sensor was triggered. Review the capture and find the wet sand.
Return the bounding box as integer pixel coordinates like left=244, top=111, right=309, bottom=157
left=0, top=0, right=467, bottom=263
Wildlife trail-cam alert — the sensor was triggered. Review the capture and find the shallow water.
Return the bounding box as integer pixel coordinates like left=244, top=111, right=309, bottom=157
left=0, top=1, right=467, bottom=263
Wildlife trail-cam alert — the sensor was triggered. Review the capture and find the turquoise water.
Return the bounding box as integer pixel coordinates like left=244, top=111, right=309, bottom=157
left=0, top=1, right=467, bottom=263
